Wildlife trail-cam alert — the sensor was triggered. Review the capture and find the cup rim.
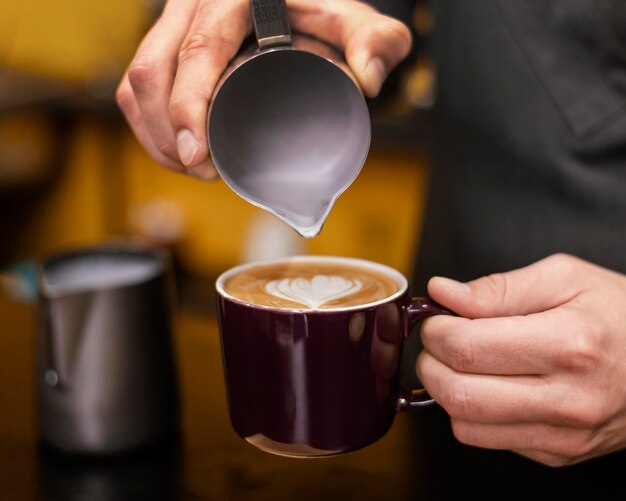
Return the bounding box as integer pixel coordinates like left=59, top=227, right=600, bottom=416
left=215, top=255, right=408, bottom=313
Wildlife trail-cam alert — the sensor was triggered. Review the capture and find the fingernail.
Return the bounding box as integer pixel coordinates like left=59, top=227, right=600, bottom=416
left=365, top=57, right=387, bottom=96
left=434, top=277, right=471, bottom=294
left=176, top=129, right=198, bottom=166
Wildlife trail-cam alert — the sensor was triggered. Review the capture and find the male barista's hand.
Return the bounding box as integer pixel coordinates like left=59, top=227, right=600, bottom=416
left=116, top=0, right=411, bottom=179
left=417, top=254, right=626, bottom=467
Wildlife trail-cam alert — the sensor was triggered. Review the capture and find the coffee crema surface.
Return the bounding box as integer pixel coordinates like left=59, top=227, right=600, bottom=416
left=223, top=261, right=400, bottom=309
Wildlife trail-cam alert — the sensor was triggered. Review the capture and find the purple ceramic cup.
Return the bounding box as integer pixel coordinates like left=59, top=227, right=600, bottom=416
left=215, top=256, right=449, bottom=457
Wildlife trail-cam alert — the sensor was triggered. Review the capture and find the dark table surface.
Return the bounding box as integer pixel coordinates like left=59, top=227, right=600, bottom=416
left=0, top=289, right=429, bottom=500
left=7, top=280, right=626, bottom=501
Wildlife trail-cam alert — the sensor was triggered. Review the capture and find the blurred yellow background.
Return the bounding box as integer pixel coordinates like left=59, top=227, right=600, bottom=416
left=0, top=2, right=435, bottom=496
left=0, top=0, right=430, bottom=280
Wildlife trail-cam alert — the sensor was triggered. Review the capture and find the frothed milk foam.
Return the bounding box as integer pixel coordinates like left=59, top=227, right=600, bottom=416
left=223, top=259, right=400, bottom=310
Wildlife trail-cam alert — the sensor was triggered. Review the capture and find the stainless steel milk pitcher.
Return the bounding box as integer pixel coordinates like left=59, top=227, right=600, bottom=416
left=37, top=245, right=179, bottom=454
left=207, top=0, right=371, bottom=238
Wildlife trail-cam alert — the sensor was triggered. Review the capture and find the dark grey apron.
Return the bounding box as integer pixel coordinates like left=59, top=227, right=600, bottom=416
left=415, top=0, right=626, bottom=285
left=405, top=1, right=626, bottom=498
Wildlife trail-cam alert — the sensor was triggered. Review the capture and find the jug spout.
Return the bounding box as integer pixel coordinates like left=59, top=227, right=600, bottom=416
left=237, top=168, right=353, bottom=239
left=271, top=198, right=335, bottom=239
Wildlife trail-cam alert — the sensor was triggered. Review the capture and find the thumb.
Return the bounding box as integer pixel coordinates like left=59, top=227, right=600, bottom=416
left=427, top=254, right=582, bottom=319
left=289, top=0, right=412, bottom=97
left=344, top=19, right=412, bottom=97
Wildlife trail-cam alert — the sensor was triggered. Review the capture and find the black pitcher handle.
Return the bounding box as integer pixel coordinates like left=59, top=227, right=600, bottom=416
left=250, top=0, right=292, bottom=49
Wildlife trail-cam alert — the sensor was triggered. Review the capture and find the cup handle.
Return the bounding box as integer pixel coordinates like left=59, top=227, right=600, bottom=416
left=250, top=0, right=292, bottom=50
left=396, top=298, right=453, bottom=411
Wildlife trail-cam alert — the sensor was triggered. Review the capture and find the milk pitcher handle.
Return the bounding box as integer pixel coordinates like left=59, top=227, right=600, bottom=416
left=250, top=0, right=292, bottom=49
left=396, top=298, right=453, bottom=410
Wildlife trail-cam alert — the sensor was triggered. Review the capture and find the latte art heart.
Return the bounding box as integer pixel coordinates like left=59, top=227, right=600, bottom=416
left=265, top=275, right=363, bottom=309
left=223, top=260, right=400, bottom=310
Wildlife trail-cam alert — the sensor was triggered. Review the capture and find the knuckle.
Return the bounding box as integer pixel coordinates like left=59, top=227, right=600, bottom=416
left=115, top=84, right=133, bottom=111
left=557, top=399, right=606, bottom=429
left=447, top=335, right=476, bottom=372
left=168, top=97, right=192, bottom=127
left=179, top=33, right=212, bottom=63
left=384, top=18, right=413, bottom=51
left=537, top=454, right=570, bottom=468
left=415, top=352, right=427, bottom=382
left=550, top=432, right=595, bottom=461
left=168, top=97, right=183, bottom=116
left=353, top=11, right=412, bottom=49
left=450, top=419, right=476, bottom=446
left=154, top=140, right=177, bottom=158
left=178, top=32, right=234, bottom=66
left=575, top=405, right=606, bottom=429
left=128, top=57, right=161, bottom=91
left=546, top=253, right=581, bottom=275
left=443, top=380, right=474, bottom=419
left=519, top=426, right=598, bottom=466
left=557, top=330, right=600, bottom=373
left=481, top=272, right=511, bottom=306
left=321, top=9, right=343, bottom=39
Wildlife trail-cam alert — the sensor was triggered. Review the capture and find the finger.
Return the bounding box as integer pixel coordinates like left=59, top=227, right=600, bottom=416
left=127, top=0, right=197, bottom=164
left=514, top=449, right=582, bottom=468
left=118, top=75, right=217, bottom=179
left=421, top=307, right=584, bottom=375
left=169, top=0, right=252, bottom=168
left=186, top=157, right=219, bottom=181
left=416, top=351, right=599, bottom=426
left=116, top=75, right=185, bottom=172
left=288, top=0, right=413, bottom=97
left=450, top=418, right=595, bottom=460
left=513, top=409, right=626, bottom=465
left=514, top=445, right=623, bottom=467
left=427, top=254, right=586, bottom=319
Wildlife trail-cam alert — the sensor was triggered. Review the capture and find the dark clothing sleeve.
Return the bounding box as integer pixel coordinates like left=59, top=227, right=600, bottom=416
left=365, top=0, right=417, bottom=24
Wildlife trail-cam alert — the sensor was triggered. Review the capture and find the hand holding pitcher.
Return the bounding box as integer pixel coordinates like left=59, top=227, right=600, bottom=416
left=116, top=0, right=412, bottom=180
